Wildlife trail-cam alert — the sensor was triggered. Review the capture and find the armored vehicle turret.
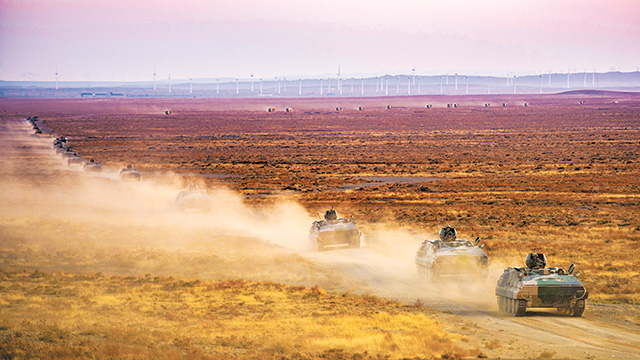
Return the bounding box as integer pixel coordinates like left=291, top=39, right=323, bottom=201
left=495, top=253, right=588, bottom=317
left=415, top=226, right=489, bottom=281
left=309, top=208, right=361, bottom=251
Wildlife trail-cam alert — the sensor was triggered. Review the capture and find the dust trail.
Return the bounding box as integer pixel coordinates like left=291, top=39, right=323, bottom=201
left=2, top=116, right=501, bottom=314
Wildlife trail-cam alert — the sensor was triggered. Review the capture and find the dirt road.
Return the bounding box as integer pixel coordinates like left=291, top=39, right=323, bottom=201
left=2, top=116, right=639, bottom=359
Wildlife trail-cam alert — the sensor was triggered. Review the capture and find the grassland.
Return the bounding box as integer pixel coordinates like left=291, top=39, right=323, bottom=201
left=1, top=94, right=640, bottom=359
left=0, top=270, right=476, bottom=359
left=15, top=94, right=639, bottom=304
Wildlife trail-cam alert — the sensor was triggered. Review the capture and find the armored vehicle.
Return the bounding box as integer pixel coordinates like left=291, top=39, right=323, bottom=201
left=176, top=184, right=212, bottom=212
left=309, top=208, right=361, bottom=251
left=415, top=225, right=489, bottom=281
left=496, top=253, right=588, bottom=317
left=120, top=164, right=141, bottom=181
left=67, top=154, right=83, bottom=165
left=83, top=159, right=103, bottom=172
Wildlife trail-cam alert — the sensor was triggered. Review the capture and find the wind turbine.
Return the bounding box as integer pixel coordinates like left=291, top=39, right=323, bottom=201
left=320, top=78, right=323, bottom=96
left=539, top=74, right=543, bottom=94
left=260, top=78, right=263, bottom=94
left=251, top=74, right=254, bottom=93
left=417, top=76, right=421, bottom=94
left=454, top=73, right=458, bottom=90
left=299, top=78, right=302, bottom=96
left=385, top=76, right=389, bottom=95
left=396, top=76, right=399, bottom=94
left=465, top=76, right=469, bottom=94
left=592, top=68, right=596, bottom=86
left=236, top=78, right=239, bottom=94
left=407, top=76, right=411, bottom=95
left=361, top=78, right=364, bottom=95
left=412, top=68, right=416, bottom=85
left=189, top=78, right=193, bottom=94
left=153, top=66, right=157, bottom=91
left=55, top=67, right=58, bottom=90
left=567, top=70, right=571, bottom=89
left=283, top=76, right=287, bottom=93
left=513, top=75, right=517, bottom=94
left=216, top=79, right=219, bottom=95
left=583, top=69, right=587, bottom=87
left=337, top=66, right=342, bottom=95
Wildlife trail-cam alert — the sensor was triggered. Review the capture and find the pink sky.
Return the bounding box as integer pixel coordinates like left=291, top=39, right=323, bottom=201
left=1, top=0, right=639, bottom=81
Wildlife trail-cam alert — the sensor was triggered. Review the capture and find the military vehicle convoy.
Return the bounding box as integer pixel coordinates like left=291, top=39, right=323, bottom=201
left=415, top=225, right=489, bottom=281
left=309, top=208, right=361, bottom=251
left=496, top=253, right=588, bottom=317
left=120, top=164, right=141, bottom=181
left=176, top=184, right=212, bottom=212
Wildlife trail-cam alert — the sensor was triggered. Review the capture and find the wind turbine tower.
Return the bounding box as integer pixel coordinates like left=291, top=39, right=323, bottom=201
left=361, top=78, right=364, bottom=95
left=299, top=78, right=302, bottom=96
left=153, top=67, right=157, bottom=91
left=168, top=74, right=172, bottom=93
left=412, top=68, right=416, bottom=85
left=189, top=78, right=193, bottom=94
left=320, top=78, right=323, bottom=96
left=55, top=67, right=58, bottom=90
left=236, top=79, right=239, bottom=94
left=539, top=74, right=543, bottom=94
left=465, top=76, right=469, bottom=94
left=567, top=70, right=571, bottom=88
left=260, top=78, right=263, bottom=94
left=440, top=76, right=443, bottom=94
left=407, top=77, right=411, bottom=95
left=283, top=76, right=287, bottom=93
left=216, top=79, right=219, bottom=94
left=455, top=73, right=458, bottom=90
left=513, top=75, right=517, bottom=94
left=251, top=74, right=254, bottom=93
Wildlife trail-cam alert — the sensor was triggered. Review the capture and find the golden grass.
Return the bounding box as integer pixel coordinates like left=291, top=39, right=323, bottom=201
left=0, top=270, right=478, bottom=359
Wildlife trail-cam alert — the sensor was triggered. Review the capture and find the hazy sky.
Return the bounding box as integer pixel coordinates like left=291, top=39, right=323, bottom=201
left=1, top=0, right=639, bottom=81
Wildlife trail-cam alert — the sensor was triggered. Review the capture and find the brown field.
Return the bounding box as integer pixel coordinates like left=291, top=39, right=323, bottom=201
left=1, top=93, right=640, bottom=359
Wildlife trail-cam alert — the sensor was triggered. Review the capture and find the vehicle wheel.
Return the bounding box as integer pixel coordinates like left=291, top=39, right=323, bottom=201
left=514, top=299, right=527, bottom=317
left=571, top=300, right=586, bottom=317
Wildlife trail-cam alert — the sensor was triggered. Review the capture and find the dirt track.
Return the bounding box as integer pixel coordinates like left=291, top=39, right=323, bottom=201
left=2, top=114, right=640, bottom=359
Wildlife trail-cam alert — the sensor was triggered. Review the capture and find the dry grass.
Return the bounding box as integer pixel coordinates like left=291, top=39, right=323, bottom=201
left=0, top=270, right=476, bottom=359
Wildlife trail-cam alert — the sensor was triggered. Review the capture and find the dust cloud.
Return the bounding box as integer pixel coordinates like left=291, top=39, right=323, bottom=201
left=1, top=116, right=502, bottom=313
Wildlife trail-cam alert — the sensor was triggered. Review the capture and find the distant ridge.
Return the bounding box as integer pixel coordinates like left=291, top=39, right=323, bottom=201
left=557, top=89, right=640, bottom=96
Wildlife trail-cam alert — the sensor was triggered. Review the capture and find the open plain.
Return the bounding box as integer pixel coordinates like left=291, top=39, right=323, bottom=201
left=1, top=93, right=639, bottom=359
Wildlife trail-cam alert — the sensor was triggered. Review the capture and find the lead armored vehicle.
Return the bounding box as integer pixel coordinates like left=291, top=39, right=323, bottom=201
left=496, top=253, right=588, bottom=317
left=309, top=208, right=361, bottom=251
left=176, top=184, right=212, bottom=212
left=120, top=164, right=141, bottom=181
left=415, top=225, right=489, bottom=281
